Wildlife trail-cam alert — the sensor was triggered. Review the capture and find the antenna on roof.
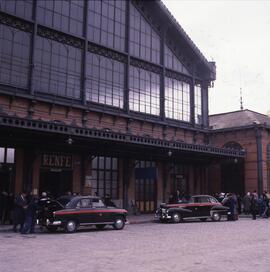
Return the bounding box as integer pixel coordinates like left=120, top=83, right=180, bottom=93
left=240, top=87, right=244, bottom=110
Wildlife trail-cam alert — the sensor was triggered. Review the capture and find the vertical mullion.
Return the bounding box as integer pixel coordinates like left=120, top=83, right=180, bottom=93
left=82, top=0, right=88, bottom=105
left=124, top=0, right=130, bottom=113
left=29, top=0, right=37, bottom=95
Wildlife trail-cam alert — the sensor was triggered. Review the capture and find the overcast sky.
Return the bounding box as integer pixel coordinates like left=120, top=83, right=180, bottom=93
left=163, top=0, right=270, bottom=115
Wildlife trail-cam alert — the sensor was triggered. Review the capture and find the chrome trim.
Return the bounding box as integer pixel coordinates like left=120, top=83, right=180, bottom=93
left=80, top=222, right=114, bottom=226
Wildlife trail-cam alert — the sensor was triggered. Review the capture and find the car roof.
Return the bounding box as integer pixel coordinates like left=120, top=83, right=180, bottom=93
left=192, top=195, right=215, bottom=198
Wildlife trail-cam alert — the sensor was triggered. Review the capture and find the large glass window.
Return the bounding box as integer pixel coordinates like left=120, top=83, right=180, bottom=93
left=90, top=157, right=118, bottom=199
left=34, top=36, right=81, bottom=99
left=0, top=0, right=33, bottom=20
left=129, top=66, right=160, bottom=116
left=88, top=0, right=126, bottom=52
left=86, top=52, right=124, bottom=108
left=194, top=83, right=202, bottom=125
left=0, top=24, right=30, bottom=89
left=130, top=3, right=160, bottom=64
left=37, top=0, right=84, bottom=37
left=165, top=44, right=190, bottom=75
left=165, top=77, right=190, bottom=122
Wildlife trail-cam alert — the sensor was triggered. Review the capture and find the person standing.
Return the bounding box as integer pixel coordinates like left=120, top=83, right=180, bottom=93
left=21, top=192, right=38, bottom=234
left=242, top=192, right=251, bottom=215
left=250, top=193, right=258, bottom=220
left=13, top=192, right=27, bottom=232
left=262, top=191, right=269, bottom=218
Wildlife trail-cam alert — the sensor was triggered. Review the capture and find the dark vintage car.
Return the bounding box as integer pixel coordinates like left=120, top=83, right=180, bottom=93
left=38, top=195, right=128, bottom=233
left=155, top=195, right=229, bottom=223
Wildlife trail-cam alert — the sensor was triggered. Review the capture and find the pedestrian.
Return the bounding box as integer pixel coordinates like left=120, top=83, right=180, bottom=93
left=222, top=193, right=237, bottom=221
left=262, top=191, right=269, bottom=218
left=13, top=191, right=27, bottom=232
left=21, top=192, right=38, bottom=234
left=104, top=194, right=116, bottom=207
left=237, top=194, right=242, bottom=215
left=242, top=192, right=251, bottom=214
left=7, top=192, right=14, bottom=224
left=0, top=191, right=8, bottom=224
left=250, top=193, right=258, bottom=220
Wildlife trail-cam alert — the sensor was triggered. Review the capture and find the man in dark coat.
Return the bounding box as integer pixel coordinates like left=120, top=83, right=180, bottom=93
left=21, top=193, right=38, bottom=234
left=13, top=192, right=27, bottom=232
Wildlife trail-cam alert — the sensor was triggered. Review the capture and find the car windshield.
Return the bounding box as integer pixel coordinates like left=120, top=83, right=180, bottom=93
left=57, top=196, right=73, bottom=208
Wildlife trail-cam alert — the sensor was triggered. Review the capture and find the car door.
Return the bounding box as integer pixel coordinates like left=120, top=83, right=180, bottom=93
left=91, top=198, right=109, bottom=223
left=75, top=198, right=94, bottom=224
left=188, top=197, right=202, bottom=217
left=196, top=196, right=212, bottom=216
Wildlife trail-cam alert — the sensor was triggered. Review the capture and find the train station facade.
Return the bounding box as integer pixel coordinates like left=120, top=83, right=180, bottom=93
left=0, top=0, right=248, bottom=213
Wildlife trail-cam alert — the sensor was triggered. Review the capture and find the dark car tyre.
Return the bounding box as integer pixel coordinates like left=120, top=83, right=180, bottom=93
left=211, top=212, right=221, bottom=222
left=65, top=220, right=78, bottom=233
left=46, top=226, right=58, bottom=233
left=171, top=212, right=182, bottom=223
left=113, top=217, right=125, bottom=230
left=200, top=218, right=207, bottom=222
left=96, top=224, right=106, bottom=230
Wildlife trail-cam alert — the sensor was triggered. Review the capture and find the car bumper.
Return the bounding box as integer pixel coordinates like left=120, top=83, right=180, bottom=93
left=46, top=219, right=62, bottom=226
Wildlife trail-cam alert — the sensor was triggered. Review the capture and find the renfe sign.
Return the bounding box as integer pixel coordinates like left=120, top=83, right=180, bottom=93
left=42, top=153, right=72, bottom=169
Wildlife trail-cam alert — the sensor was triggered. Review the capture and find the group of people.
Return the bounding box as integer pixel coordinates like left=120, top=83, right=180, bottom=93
left=215, top=190, right=270, bottom=220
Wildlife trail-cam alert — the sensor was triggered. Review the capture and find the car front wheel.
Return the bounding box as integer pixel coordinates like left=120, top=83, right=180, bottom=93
left=113, top=217, right=125, bottom=230
left=171, top=212, right=182, bottom=223
left=65, top=220, right=77, bottom=233
left=211, top=212, right=221, bottom=222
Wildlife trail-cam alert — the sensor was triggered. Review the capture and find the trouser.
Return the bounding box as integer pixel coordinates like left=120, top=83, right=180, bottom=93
left=251, top=211, right=256, bottom=220
left=21, top=216, right=32, bottom=234
left=262, top=206, right=269, bottom=217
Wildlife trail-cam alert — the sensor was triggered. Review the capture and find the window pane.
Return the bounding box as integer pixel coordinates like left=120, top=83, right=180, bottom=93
left=0, top=148, right=5, bottom=163
left=129, top=3, right=160, bottom=64
left=0, top=25, right=30, bottom=88
left=85, top=52, right=124, bottom=108
left=129, top=66, right=160, bottom=116
left=88, top=0, right=126, bottom=51
left=34, top=37, right=81, bottom=99
left=37, top=0, right=84, bottom=36
left=6, top=148, right=15, bottom=163
left=165, top=77, right=190, bottom=122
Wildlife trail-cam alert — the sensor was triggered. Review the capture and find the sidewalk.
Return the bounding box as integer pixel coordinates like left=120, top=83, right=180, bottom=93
left=127, top=213, right=155, bottom=224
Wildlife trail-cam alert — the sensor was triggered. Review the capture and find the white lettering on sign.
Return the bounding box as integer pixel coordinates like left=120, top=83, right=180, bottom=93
left=42, top=153, right=72, bottom=169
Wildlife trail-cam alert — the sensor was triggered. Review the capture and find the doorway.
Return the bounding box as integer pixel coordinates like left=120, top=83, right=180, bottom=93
left=135, top=161, right=157, bottom=214
left=39, top=170, right=72, bottom=198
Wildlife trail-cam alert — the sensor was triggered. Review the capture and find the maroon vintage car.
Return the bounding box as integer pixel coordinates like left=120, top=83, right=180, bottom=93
left=155, top=195, right=229, bottom=223
left=38, top=195, right=127, bottom=233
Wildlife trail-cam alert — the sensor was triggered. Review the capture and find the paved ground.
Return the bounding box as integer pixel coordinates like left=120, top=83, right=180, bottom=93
left=1, top=217, right=270, bottom=272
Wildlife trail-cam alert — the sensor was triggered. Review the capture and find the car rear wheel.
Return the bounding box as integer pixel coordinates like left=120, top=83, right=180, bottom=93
left=65, top=220, right=77, bottom=233
left=96, top=224, right=106, bottom=230
left=46, top=226, right=58, bottom=233
left=113, top=217, right=125, bottom=230
left=171, top=212, right=182, bottom=223
left=211, top=212, right=221, bottom=222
